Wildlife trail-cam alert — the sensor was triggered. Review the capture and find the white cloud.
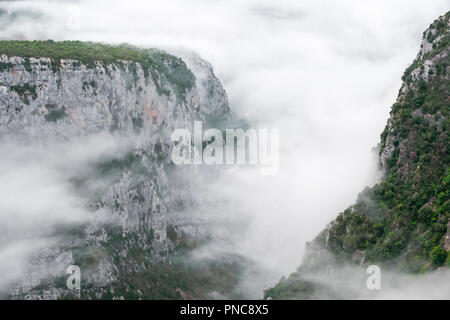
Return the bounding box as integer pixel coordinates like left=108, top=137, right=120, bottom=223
left=0, top=134, right=123, bottom=291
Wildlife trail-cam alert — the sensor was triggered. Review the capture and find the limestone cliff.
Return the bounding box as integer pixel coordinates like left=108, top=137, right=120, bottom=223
left=0, top=41, right=233, bottom=299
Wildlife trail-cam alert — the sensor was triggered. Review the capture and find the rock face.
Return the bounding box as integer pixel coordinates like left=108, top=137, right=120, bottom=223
left=265, top=12, right=449, bottom=299
left=0, top=42, right=232, bottom=299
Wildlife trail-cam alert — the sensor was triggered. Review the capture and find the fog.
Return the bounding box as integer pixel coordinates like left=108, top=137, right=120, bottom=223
left=0, top=0, right=449, bottom=298
left=0, top=135, right=123, bottom=290
left=275, top=264, right=450, bottom=299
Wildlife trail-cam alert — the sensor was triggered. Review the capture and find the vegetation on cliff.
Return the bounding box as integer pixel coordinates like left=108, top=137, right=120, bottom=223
left=0, top=40, right=196, bottom=102
left=266, top=12, right=449, bottom=299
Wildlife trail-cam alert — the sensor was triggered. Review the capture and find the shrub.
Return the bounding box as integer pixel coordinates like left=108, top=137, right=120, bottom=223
left=429, top=246, right=448, bottom=267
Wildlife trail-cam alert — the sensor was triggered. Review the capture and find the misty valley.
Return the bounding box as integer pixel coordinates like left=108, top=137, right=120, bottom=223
left=0, top=1, right=448, bottom=305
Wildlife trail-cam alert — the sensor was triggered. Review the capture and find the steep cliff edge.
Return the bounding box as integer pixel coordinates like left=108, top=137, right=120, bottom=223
left=266, top=11, right=449, bottom=299
left=0, top=41, right=238, bottom=299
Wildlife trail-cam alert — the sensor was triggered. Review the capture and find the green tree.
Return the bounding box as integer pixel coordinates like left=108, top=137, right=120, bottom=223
left=429, top=246, right=448, bottom=267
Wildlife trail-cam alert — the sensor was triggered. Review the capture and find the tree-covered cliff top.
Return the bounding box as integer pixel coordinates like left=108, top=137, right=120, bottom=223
left=0, top=40, right=196, bottom=102
left=402, top=11, right=450, bottom=84
left=1, top=40, right=167, bottom=67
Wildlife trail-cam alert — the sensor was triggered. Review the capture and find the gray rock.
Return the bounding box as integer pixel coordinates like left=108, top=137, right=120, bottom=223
left=0, top=49, right=232, bottom=299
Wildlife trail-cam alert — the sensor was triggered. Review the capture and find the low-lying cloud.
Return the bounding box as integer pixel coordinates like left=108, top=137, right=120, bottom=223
left=0, top=134, right=127, bottom=291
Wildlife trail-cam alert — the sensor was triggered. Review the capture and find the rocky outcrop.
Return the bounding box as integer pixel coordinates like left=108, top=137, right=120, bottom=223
left=0, top=42, right=232, bottom=299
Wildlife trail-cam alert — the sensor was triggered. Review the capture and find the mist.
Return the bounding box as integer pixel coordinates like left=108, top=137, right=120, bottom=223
left=0, top=0, right=449, bottom=298
left=0, top=131, right=160, bottom=293
left=274, top=264, right=450, bottom=299
left=0, top=136, right=107, bottom=290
